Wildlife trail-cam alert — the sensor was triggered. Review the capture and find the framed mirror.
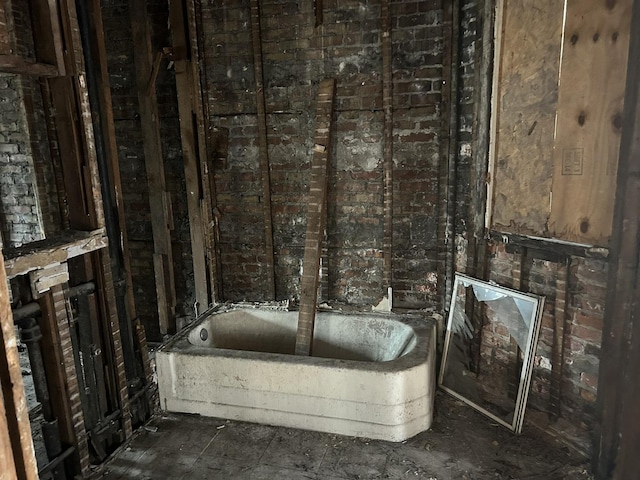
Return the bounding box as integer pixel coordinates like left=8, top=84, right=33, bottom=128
left=439, top=273, right=544, bottom=433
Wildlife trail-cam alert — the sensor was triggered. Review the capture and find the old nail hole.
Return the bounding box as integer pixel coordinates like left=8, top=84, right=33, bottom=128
left=570, top=34, right=579, bottom=45
left=612, top=31, right=619, bottom=42
left=200, top=328, right=209, bottom=341
left=580, top=220, right=590, bottom=234
left=593, top=32, right=600, bottom=42
left=612, top=113, right=623, bottom=130
left=578, top=113, right=586, bottom=126
left=606, top=0, right=616, bottom=10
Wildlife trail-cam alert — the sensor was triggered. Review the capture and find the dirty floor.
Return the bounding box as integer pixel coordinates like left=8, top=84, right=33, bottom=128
left=95, top=392, right=593, bottom=480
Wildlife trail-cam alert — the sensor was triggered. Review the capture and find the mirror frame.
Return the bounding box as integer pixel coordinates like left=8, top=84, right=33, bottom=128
left=438, top=273, right=545, bottom=433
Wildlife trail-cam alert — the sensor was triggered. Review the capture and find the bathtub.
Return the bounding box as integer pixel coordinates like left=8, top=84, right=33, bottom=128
left=156, top=308, right=436, bottom=442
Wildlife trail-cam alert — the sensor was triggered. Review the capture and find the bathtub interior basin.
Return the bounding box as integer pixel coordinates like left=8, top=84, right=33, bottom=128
left=187, top=308, right=417, bottom=362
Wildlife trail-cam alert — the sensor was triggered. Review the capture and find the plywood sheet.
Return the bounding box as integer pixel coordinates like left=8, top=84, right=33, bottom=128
left=549, top=0, right=632, bottom=245
left=491, top=0, right=564, bottom=233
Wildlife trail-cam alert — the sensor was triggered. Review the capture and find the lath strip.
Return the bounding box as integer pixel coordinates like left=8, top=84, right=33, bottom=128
left=295, top=79, right=336, bottom=356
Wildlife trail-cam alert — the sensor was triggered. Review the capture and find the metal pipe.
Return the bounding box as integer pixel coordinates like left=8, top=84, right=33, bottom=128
left=38, top=446, right=75, bottom=478
left=75, top=0, right=139, bottom=383
left=12, top=281, right=96, bottom=322
left=20, top=319, right=67, bottom=480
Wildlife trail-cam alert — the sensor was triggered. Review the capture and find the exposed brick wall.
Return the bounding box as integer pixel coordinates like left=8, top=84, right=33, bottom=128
left=204, top=0, right=445, bottom=307
left=0, top=73, right=43, bottom=247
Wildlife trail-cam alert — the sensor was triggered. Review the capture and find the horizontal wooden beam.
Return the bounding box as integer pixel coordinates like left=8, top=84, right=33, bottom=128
left=3, top=229, right=107, bottom=278
left=0, top=54, right=59, bottom=77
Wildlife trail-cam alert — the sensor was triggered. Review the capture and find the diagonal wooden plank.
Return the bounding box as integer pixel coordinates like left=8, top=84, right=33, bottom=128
left=295, top=79, right=336, bottom=356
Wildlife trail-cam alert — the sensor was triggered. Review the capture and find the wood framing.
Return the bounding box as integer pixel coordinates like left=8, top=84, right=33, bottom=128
left=0, top=254, right=38, bottom=480
left=169, top=0, right=210, bottom=315
left=249, top=0, right=276, bottom=300
left=381, top=0, right=393, bottom=292
left=93, top=249, right=133, bottom=438
left=295, top=79, right=336, bottom=356
left=3, top=229, right=107, bottom=279
left=0, top=55, right=58, bottom=76
left=193, top=0, right=223, bottom=302
left=550, top=257, right=569, bottom=420
left=0, top=0, right=9, bottom=55
left=86, top=0, right=138, bottom=321
left=129, top=0, right=177, bottom=334
left=594, top=0, right=640, bottom=476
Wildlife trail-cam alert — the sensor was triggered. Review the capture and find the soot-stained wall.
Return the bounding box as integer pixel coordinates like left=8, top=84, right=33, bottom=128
left=205, top=0, right=445, bottom=307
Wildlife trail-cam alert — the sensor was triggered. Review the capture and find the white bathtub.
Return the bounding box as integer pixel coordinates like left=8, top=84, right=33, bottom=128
left=156, top=308, right=436, bottom=441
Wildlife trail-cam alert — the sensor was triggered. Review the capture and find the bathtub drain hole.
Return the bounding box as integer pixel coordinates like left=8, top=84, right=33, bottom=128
left=200, top=328, right=209, bottom=341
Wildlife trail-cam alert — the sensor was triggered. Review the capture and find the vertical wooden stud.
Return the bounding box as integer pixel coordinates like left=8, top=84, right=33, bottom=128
left=249, top=0, right=276, bottom=300
left=0, top=255, right=37, bottom=480
left=129, top=0, right=177, bottom=334
left=381, top=0, right=393, bottom=296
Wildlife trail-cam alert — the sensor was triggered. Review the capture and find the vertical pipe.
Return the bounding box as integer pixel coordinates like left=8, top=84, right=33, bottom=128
left=75, top=0, right=139, bottom=383
left=21, top=319, right=67, bottom=480
left=437, top=0, right=461, bottom=311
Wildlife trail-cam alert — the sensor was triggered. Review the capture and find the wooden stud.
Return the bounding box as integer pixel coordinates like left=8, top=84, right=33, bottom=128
left=381, top=0, right=393, bottom=294
left=0, top=255, right=38, bottom=480
left=86, top=0, right=138, bottom=321
left=0, top=0, right=9, bottom=55
left=93, top=249, right=133, bottom=438
left=468, top=0, right=495, bottom=252
left=550, top=257, right=569, bottom=420
left=0, top=388, right=19, bottom=480
left=594, top=1, right=640, bottom=476
left=169, top=0, right=210, bottom=316
left=295, top=79, right=336, bottom=356
left=194, top=0, right=223, bottom=302
left=249, top=0, right=276, bottom=300
left=129, top=0, right=177, bottom=334
left=29, top=0, right=66, bottom=74
left=36, top=287, right=86, bottom=475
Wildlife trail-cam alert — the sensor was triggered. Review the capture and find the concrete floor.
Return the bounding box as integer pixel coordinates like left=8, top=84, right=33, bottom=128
left=96, top=393, right=593, bottom=480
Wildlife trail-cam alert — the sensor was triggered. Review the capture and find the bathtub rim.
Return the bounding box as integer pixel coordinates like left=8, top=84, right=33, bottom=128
left=158, top=307, right=434, bottom=374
